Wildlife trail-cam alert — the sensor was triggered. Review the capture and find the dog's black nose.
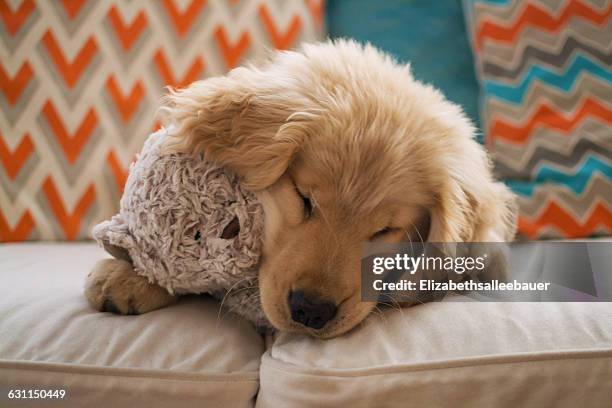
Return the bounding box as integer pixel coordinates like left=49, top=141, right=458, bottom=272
left=288, top=291, right=337, bottom=329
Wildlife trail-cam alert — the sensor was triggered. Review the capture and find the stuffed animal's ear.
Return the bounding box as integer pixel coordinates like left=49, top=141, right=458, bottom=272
left=101, top=242, right=132, bottom=263
left=92, top=218, right=133, bottom=263
left=161, top=65, right=315, bottom=191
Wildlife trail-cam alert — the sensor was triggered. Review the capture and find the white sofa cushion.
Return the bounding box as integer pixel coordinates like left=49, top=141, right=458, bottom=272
left=0, top=243, right=264, bottom=408
left=258, top=299, right=612, bottom=407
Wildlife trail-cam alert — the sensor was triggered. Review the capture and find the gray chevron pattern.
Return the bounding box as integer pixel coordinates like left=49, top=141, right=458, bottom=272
left=467, top=0, right=612, bottom=238
left=485, top=75, right=612, bottom=122
left=493, top=121, right=612, bottom=169
left=482, top=19, right=612, bottom=66
left=517, top=173, right=612, bottom=217
left=483, top=36, right=612, bottom=79
left=495, top=138, right=612, bottom=177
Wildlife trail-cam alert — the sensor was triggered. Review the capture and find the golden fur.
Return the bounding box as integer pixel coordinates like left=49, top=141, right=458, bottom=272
left=86, top=40, right=516, bottom=338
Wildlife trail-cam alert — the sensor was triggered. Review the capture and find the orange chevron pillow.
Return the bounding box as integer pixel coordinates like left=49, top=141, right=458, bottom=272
left=0, top=0, right=324, bottom=242
left=464, top=0, right=612, bottom=239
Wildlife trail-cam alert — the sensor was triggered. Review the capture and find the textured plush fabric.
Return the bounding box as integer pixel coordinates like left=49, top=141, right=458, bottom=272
left=0, top=0, right=324, bottom=242
left=463, top=0, right=612, bottom=238
left=93, top=128, right=268, bottom=328
left=0, top=243, right=264, bottom=408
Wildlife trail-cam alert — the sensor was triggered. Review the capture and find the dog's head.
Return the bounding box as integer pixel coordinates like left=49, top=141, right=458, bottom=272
left=162, top=40, right=516, bottom=338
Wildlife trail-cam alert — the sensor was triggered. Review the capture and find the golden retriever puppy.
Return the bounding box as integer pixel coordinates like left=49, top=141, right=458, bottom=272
left=86, top=40, right=516, bottom=338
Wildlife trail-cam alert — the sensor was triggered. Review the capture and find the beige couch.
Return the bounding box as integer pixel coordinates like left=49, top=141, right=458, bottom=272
left=1, top=243, right=611, bottom=407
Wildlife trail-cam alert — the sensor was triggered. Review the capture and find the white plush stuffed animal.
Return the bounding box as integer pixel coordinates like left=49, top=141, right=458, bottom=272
left=90, top=127, right=269, bottom=328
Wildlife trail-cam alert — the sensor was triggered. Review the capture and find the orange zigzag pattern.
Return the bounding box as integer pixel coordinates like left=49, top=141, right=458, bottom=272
left=0, top=132, right=34, bottom=180
left=519, top=201, right=612, bottom=239
left=0, top=208, right=34, bottom=241
left=490, top=97, right=612, bottom=143
left=59, top=0, right=87, bottom=20
left=106, top=150, right=128, bottom=193
left=0, top=0, right=35, bottom=36
left=214, top=26, right=250, bottom=69
left=41, top=30, right=98, bottom=88
left=259, top=4, right=301, bottom=50
left=105, top=75, right=145, bottom=124
left=305, top=0, right=325, bottom=27
left=41, top=176, right=95, bottom=240
left=160, top=0, right=206, bottom=37
left=153, top=49, right=204, bottom=88
left=475, top=1, right=612, bottom=51
left=107, top=6, right=148, bottom=51
left=0, top=61, right=34, bottom=106
left=0, top=1, right=321, bottom=242
left=41, top=100, right=98, bottom=164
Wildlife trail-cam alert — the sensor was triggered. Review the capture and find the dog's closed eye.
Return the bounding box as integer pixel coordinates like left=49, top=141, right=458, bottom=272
left=295, top=185, right=313, bottom=219
left=370, top=226, right=400, bottom=240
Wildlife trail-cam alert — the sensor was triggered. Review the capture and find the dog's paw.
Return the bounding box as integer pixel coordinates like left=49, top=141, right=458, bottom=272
left=84, top=258, right=177, bottom=315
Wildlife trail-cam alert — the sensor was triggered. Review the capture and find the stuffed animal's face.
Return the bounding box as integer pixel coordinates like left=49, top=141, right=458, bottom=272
left=93, top=130, right=264, bottom=296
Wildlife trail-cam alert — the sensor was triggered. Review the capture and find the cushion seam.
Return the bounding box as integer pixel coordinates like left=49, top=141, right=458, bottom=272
left=0, top=359, right=260, bottom=383
left=262, top=347, right=612, bottom=378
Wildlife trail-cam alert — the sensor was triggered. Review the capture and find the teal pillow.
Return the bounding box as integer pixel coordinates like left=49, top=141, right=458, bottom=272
left=327, top=0, right=481, bottom=135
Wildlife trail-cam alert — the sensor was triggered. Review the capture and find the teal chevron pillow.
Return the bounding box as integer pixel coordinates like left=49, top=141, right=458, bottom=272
left=327, top=0, right=481, bottom=134
left=464, top=0, right=612, bottom=239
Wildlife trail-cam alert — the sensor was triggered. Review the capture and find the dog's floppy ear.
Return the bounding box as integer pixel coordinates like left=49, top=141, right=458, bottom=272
left=428, top=140, right=517, bottom=243
left=161, top=68, right=312, bottom=191
left=429, top=179, right=516, bottom=242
